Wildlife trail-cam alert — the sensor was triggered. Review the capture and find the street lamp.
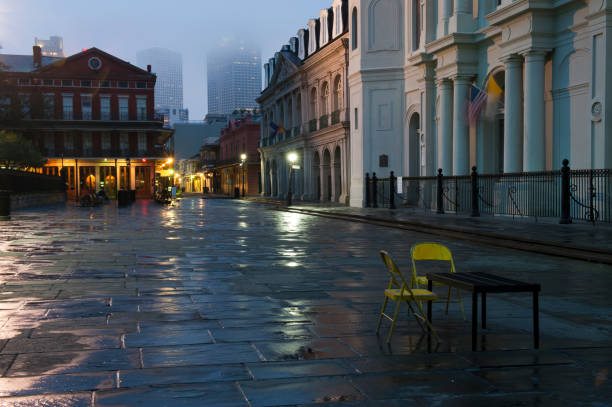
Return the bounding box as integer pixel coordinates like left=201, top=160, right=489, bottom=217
left=240, top=153, right=247, bottom=197
left=287, top=152, right=298, bottom=206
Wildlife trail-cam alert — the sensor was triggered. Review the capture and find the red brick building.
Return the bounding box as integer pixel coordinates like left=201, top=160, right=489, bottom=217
left=215, top=115, right=260, bottom=196
left=0, top=46, right=173, bottom=200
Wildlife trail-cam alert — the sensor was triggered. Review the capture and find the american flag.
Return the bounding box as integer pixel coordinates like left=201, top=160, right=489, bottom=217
left=468, top=84, right=487, bottom=125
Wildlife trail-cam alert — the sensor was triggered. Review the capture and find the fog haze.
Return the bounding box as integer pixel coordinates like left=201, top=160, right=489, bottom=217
left=0, top=0, right=332, bottom=119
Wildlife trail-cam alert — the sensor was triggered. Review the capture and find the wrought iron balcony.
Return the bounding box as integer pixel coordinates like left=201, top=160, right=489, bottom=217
left=319, top=115, right=329, bottom=130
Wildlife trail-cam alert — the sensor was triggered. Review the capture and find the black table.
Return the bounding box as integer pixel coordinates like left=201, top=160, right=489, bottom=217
left=425, top=271, right=541, bottom=351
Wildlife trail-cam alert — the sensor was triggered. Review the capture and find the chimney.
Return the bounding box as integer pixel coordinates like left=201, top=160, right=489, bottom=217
left=147, top=64, right=151, bottom=73
left=33, top=45, right=42, bottom=68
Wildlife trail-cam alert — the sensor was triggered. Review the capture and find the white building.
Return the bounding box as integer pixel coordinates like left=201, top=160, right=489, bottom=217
left=348, top=0, right=611, bottom=207
left=258, top=0, right=351, bottom=204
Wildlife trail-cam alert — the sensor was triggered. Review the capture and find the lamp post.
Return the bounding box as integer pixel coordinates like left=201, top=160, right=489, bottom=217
left=287, top=152, right=298, bottom=206
left=240, top=153, right=247, bottom=197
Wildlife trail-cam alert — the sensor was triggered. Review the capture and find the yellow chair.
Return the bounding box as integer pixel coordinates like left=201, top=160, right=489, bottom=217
left=376, top=250, right=439, bottom=343
left=410, top=243, right=465, bottom=318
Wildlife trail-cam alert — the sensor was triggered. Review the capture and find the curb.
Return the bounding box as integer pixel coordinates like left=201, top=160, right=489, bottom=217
left=272, top=206, right=612, bottom=265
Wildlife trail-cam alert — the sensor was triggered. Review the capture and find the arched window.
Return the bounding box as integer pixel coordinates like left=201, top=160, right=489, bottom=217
left=321, top=82, right=329, bottom=116
left=333, top=75, right=342, bottom=112
left=351, top=7, right=358, bottom=50
left=310, top=87, right=317, bottom=120
left=296, top=93, right=302, bottom=125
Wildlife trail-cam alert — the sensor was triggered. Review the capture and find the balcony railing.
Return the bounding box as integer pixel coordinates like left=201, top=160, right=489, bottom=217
left=331, top=110, right=340, bottom=125
left=319, top=115, right=329, bottom=130
left=309, top=119, right=317, bottom=132
left=292, top=126, right=301, bottom=138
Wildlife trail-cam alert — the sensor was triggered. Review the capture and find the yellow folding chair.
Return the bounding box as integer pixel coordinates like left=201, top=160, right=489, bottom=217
left=410, top=243, right=465, bottom=319
left=376, top=250, right=438, bottom=343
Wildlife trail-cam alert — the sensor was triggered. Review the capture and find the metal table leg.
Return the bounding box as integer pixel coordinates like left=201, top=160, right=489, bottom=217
left=427, top=280, right=433, bottom=332
left=472, top=291, right=478, bottom=351
left=533, top=291, right=539, bottom=349
left=481, top=292, right=487, bottom=329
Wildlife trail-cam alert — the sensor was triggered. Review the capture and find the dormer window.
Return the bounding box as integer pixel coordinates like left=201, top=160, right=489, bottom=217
left=320, top=10, right=330, bottom=47
left=308, top=19, right=318, bottom=55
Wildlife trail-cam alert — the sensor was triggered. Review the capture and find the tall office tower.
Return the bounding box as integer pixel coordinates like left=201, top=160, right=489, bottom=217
left=34, top=36, right=64, bottom=57
left=136, top=47, right=185, bottom=125
left=207, top=39, right=261, bottom=115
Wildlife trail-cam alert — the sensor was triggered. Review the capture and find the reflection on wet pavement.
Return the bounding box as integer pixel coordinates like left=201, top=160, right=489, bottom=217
left=0, top=199, right=610, bottom=405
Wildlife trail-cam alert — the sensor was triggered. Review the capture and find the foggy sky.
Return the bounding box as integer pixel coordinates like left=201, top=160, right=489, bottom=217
left=0, top=0, right=332, bottom=119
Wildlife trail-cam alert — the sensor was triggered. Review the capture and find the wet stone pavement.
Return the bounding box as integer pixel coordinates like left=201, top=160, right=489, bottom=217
left=0, top=198, right=610, bottom=406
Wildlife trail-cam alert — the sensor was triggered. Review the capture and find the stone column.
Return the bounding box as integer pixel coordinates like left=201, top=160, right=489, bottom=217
left=503, top=55, right=524, bottom=173
left=437, top=0, right=451, bottom=38
left=437, top=79, right=453, bottom=174
left=301, top=148, right=311, bottom=200
left=319, top=151, right=326, bottom=201
left=330, top=148, right=337, bottom=201
left=422, top=64, right=436, bottom=175
left=452, top=76, right=470, bottom=175
left=449, top=0, right=473, bottom=33
left=523, top=51, right=547, bottom=172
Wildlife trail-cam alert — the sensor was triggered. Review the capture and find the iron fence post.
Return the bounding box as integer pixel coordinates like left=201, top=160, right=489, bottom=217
left=437, top=169, right=444, bottom=214
left=471, top=166, right=480, bottom=217
left=372, top=172, right=378, bottom=208
left=389, top=171, right=396, bottom=209
left=560, top=159, right=571, bottom=224
left=365, top=173, right=371, bottom=208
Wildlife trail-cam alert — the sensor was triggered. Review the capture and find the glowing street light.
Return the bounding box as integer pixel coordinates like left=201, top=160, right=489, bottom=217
left=240, top=153, right=247, bottom=197
left=287, top=152, right=298, bottom=206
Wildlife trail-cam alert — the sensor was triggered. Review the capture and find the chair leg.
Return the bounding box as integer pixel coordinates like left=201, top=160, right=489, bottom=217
left=376, top=296, right=389, bottom=334
left=457, top=289, right=465, bottom=320
left=414, top=299, right=439, bottom=342
left=445, top=286, right=452, bottom=314
left=387, top=300, right=402, bottom=343
left=407, top=302, right=425, bottom=331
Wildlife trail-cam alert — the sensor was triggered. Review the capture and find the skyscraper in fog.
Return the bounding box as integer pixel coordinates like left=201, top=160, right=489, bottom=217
left=207, top=40, right=261, bottom=115
left=34, top=36, right=64, bottom=57
left=136, top=47, right=187, bottom=124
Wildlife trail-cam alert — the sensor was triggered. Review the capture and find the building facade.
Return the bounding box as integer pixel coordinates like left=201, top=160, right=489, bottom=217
left=258, top=0, right=351, bottom=204
left=0, top=47, right=173, bottom=200
left=207, top=40, right=262, bottom=114
left=215, top=114, right=261, bottom=196
left=136, top=48, right=187, bottom=127
left=34, top=36, right=64, bottom=57
left=348, top=0, right=612, bottom=206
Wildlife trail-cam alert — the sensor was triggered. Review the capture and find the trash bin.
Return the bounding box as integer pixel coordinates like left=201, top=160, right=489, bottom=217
left=117, top=190, right=128, bottom=207
left=129, top=190, right=136, bottom=203
left=234, top=187, right=240, bottom=199
left=0, top=190, right=10, bottom=219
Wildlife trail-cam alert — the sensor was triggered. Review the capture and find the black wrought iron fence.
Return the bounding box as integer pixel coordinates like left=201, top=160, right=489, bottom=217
left=0, top=169, right=64, bottom=194
left=365, top=160, right=612, bottom=224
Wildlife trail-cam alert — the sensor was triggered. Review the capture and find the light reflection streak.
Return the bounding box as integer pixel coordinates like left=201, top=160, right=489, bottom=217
left=278, top=212, right=304, bottom=234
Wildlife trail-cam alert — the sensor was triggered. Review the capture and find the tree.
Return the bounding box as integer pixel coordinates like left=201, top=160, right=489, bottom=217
left=0, top=131, right=46, bottom=170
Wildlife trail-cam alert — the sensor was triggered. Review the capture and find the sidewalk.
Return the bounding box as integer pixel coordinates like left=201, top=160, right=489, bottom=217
left=249, top=198, right=612, bottom=263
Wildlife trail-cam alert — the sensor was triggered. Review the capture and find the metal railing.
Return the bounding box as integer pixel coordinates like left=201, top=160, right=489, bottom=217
left=365, top=160, right=612, bottom=224
left=319, top=115, right=329, bottom=130
left=309, top=119, right=317, bottom=132
left=0, top=169, right=65, bottom=193
left=331, top=110, right=340, bottom=125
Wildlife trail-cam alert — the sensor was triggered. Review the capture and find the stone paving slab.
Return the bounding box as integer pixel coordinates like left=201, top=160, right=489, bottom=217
left=0, top=199, right=611, bottom=405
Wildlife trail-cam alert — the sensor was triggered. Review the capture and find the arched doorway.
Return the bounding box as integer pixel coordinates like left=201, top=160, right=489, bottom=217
left=312, top=151, right=321, bottom=201
left=333, top=146, right=341, bottom=202
left=408, top=113, right=420, bottom=176
left=323, top=149, right=332, bottom=201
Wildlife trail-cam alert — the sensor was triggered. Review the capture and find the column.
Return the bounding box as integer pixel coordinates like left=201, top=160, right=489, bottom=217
left=449, top=0, right=473, bottom=33
left=302, top=149, right=311, bottom=200
left=330, top=151, right=337, bottom=202
left=523, top=51, right=547, bottom=172
left=437, top=0, right=451, bottom=38
left=452, top=76, right=470, bottom=175
left=503, top=55, right=524, bottom=173
left=422, top=64, right=436, bottom=175
left=437, top=79, right=453, bottom=174
left=339, top=140, right=349, bottom=204
left=319, top=151, right=326, bottom=201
